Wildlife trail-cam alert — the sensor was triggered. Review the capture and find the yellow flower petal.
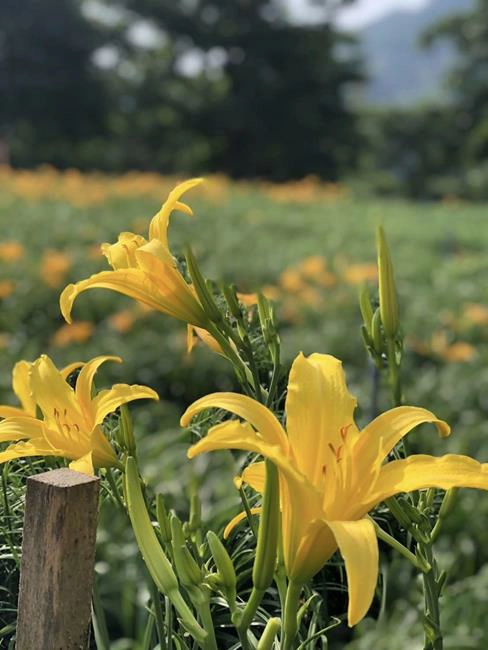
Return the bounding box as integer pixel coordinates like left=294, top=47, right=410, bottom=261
left=0, top=437, right=61, bottom=465
left=187, top=324, right=224, bottom=356
left=29, top=355, right=83, bottom=429
left=75, top=355, right=122, bottom=422
left=285, top=353, right=358, bottom=487
left=149, top=178, right=203, bottom=246
left=181, top=392, right=289, bottom=451
left=12, top=361, right=36, bottom=415
left=223, top=507, right=262, bottom=539
left=355, top=406, right=450, bottom=472
left=290, top=519, right=337, bottom=583
left=238, top=461, right=266, bottom=493
left=60, top=361, right=85, bottom=381
left=60, top=269, right=180, bottom=324
left=69, top=451, right=94, bottom=475
left=102, top=232, right=148, bottom=269
left=89, top=426, right=118, bottom=467
left=0, top=406, right=32, bottom=419
left=367, top=454, right=488, bottom=509
left=0, top=416, right=45, bottom=443
left=91, top=383, right=159, bottom=425
left=134, top=247, right=207, bottom=326
left=325, top=518, right=378, bottom=627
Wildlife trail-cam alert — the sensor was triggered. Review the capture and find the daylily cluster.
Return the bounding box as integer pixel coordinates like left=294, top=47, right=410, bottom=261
left=4, top=176, right=488, bottom=649
left=0, top=355, right=157, bottom=474
left=182, top=352, right=488, bottom=626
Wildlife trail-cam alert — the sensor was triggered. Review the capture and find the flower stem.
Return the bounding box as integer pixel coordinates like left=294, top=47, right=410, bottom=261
left=420, top=542, right=443, bottom=650
left=282, top=580, right=303, bottom=650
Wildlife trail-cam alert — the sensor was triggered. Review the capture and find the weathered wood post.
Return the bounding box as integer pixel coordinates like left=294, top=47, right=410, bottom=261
left=16, top=468, right=100, bottom=650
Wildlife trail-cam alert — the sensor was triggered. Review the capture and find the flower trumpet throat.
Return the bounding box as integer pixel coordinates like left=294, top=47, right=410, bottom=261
left=60, top=178, right=208, bottom=328
left=182, top=352, right=488, bottom=627
left=0, top=354, right=158, bottom=474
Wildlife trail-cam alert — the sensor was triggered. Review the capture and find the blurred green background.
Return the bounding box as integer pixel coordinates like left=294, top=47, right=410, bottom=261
left=1, top=0, right=488, bottom=647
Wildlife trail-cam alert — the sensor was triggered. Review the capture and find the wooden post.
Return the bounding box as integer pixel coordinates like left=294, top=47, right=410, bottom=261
left=16, top=468, right=100, bottom=650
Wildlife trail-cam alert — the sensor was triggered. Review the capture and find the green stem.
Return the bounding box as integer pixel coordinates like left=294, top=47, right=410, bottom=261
left=372, top=520, right=430, bottom=572
left=282, top=580, right=303, bottom=650
left=421, top=542, right=443, bottom=650
left=237, top=587, right=264, bottom=648
left=199, top=596, right=218, bottom=650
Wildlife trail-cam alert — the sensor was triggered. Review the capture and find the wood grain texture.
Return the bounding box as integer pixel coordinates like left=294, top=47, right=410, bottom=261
left=16, top=468, right=100, bottom=650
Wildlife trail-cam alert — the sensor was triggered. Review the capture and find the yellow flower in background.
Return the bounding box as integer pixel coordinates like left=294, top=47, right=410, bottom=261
left=60, top=179, right=208, bottom=328
left=52, top=321, right=94, bottom=347
left=41, top=249, right=72, bottom=288
left=463, top=303, right=488, bottom=326
left=0, top=241, right=24, bottom=262
left=0, top=280, right=15, bottom=299
left=343, top=262, right=378, bottom=285
left=0, top=355, right=158, bottom=474
left=182, top=352, right=488, bottom=627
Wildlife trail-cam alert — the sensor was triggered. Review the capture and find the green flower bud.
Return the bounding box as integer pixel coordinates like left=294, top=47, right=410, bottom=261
left=359, top=284, right=374, bottom=336
left=222, top=283, right=242, bottom=319
left=207, top=531, right=237, bottom=607
left=156, top=494, right=172, bottom=544
left=376, top=226, right=399, bottom=339
left=257, top=617, right=281, bottom=650
left=120, top=404, right=136, bottom=456
left=371, top=307, right=383, bottom=353
left=171, top=515, right=203, bottom=588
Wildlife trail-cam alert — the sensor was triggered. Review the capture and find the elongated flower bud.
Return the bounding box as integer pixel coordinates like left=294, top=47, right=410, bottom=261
left=222, top=283, right=242, bottom=319
left=359, top=284, right=374, bottom=336
left=257, top=618, right=281, bottom=650
left=171, top=515, right=203, bottom=587
left=125, top=458, right=206, bottom=643
left=207, top=531, right=237, bottom=607
left=376, top=226, right=399, bottom=339
left=156, top=493, right=172, bottom=544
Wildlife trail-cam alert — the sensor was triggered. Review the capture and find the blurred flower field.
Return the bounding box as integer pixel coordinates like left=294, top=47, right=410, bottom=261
left=1, top=167, right=488, bottom=648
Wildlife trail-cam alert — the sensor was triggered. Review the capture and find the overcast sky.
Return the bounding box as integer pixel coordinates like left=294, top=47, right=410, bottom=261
left=286, top=0, right=431, bottom=29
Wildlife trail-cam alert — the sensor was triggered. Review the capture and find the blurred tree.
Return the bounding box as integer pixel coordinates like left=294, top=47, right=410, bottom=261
left=0, top=0, right=109, bottom=167
left=111, top=0, right=362, bottom=180
left=422, top=0, right=487, bottom=159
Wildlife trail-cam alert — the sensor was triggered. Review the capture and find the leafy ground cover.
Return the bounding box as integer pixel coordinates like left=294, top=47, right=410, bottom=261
left=0, top=169, right=487, bottom=648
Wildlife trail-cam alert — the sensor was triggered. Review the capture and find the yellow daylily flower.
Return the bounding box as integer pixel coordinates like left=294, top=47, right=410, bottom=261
left=182, top=352, right=488, bottom=627
left=60, top=178, right=208, bottom=328
left=0, top=354, right=158, bottom=474
left=0, top=359, right=84, bottom=418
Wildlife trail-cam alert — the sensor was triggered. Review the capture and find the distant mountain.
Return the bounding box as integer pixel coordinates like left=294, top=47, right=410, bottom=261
left=357, top=0, right=473, bottom=106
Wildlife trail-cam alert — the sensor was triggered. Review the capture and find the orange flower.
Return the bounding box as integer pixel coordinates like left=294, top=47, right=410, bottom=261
left=0, top=280, right=15, bottom=299
left=279, top=268, right=306, bottom=293
left=41, top=250, right=72, bottom=288
left=0, top=242, right=24, bottom=262
left=52, top=321, right=94, bottom=347
left=464, top=303, right=488, bottom=326
left=108, top=310, right=136, bottom=334
left=298, top=256, right=327, bottom=278
left=343, top=263, right=378, bottom=286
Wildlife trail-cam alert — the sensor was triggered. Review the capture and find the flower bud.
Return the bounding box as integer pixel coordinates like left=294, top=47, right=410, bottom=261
left=222, top=283, right=242, bottom=320
left=359, top=284, right=374, bottom=336
left=207, top=531, right=237, bottom=607
left=156, top=493, right=172, bottom=544
left=376, top=226, right=399, bottom=339
left=171, top=515, right=203, bottom=588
